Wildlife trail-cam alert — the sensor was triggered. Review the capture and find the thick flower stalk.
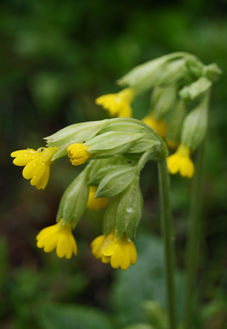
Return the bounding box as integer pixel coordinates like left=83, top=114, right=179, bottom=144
left=91, top=231, right=137, bottom=270
left=36, top=219, right=77, bottom=259
left=11, top=146, right=57, bottom=189
left=95, top=88, right=134, bottom=117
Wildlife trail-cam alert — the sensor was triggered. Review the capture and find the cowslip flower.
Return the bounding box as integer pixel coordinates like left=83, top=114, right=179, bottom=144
left=91, top=231, right=137, bottom=270
left=143, top=114, right=167, bottom=138
left=87, top=186, right=109, bottom=210
left=11, top=147, right=57, bottom=189
left=36, top=219, right=77, bottom=259
left=167, top=144, right=194, bottom=178
left=95, top=88, right=134, bottom=118
left=67, top=143, right=91, bottom=166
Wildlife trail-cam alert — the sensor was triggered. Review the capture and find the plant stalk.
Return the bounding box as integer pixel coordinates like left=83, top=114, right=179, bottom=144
left=158, top=158, right=176, bottom=329
left=184, top=142, right=205, bottom=329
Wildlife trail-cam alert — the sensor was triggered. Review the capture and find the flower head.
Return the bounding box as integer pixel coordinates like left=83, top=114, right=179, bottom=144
left=87, top=186, right=109, bottom=210
left=143, top=114, right=167, bottom=138
left=67, top=143, right=91, bottom=166
left=95, top=88, right=134, bottom=118
left=91, top=231, right=137, bottom=270
left=36, top=219, right=77, bottom=259
left=167, top=144, right=194, bottom=178
left=11, top=147, right=57, bottom=189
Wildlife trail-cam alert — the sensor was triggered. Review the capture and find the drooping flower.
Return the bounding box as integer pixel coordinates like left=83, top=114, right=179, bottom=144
left=67, top=143, right=91, bottom=166
left=166, top=139, right=178, bottom=150
left=167, top=144, right=194, bottom=178
left=143, top=114, right=167, bottom=138
left=36, top=219, right=77, bottom=259
left=87, top=186, right=109, bottom=210
left=95, top=88, right=134, bottom=118
left=91, top=231, right=137, bottom=270
left=11, top=147, right=57, bottom=189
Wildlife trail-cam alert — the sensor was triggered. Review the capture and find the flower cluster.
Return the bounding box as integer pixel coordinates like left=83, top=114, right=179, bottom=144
left=11, top=117, right=167, bottom=270
left=95, top=53, right=221, bottom=178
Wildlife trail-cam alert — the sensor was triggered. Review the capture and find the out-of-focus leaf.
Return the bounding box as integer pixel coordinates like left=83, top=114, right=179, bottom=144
left=111, top=233, right=185, bottom=327
left=39, top=303, right=113, bottom=329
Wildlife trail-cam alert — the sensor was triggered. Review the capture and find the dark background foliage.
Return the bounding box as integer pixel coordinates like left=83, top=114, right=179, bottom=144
left=0, top=0, right=227, bottom=328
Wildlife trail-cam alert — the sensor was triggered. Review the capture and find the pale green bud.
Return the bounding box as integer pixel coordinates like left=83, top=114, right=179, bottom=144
left=179, top=77, right=211, bottom=101
left=86, top=131, right=143, bottom=156
left=103, top=176, right=143, bottom=239
left=57, top=169, right=89, bottom=227
left=144, top=301, right=168, bottom=329
left=95, top=165, right=137, bottom=198
left=203, top=63, right=222, bottom=82
left=166, top=98, right=186, bottom=143
left=151, top=84, right=177, bottom=119
left=185, top=57, right=204, bottom=79
left=45, top=120, right=108, bottom=160
left=118, top=53, right=190, bottom=93
left=88, top=157, right=131, bottom=186
left=181, top=93, right=209, bottom=151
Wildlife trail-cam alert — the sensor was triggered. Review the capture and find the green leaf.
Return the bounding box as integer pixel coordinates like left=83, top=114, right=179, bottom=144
left=39, top=303, right=113, bottom=329
left=95, top=166, right=137, bottom=198
left=111, top=233, right=185, bottom=327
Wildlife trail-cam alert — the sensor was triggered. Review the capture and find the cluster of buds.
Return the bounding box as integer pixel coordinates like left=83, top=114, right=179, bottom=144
left=11, top=118, right=167, bottom=269
left=95, top=52, right=221, bottom=178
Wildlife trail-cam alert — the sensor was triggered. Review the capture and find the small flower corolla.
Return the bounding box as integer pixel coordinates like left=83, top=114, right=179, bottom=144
left=67, top=143, right=91, bottom=166
left=36, top=219, right=77, bottom=259
left=11, top=147, right=57, bottom=189
left=95, top=88, right=134, bottom=118
left=91, top=231, right=137, bottom=270
left=167, top=144, right=194, bottom=178
left=87, top=186, right=109, bottom=210
left=143, top=114, right=167, bottom=138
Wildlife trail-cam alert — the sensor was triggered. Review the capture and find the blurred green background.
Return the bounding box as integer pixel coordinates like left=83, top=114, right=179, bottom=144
left=0, top=0, right=227, bottom=328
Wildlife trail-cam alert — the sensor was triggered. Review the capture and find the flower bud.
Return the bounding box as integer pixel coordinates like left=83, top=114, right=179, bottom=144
left=166, top=98, right=186, bottom=145
left=103, top=176, right=143, bottom=239
left=203, top=63, right=222, bottom=82
left=179, top=77, right=211, bottom=101
left=151, top=84, right=177, bottom=119
left=67, top=143, right=91, bottom=166
left=57, top=170, right=89, bottom=227
left=181, top=93, right=209, bottom=151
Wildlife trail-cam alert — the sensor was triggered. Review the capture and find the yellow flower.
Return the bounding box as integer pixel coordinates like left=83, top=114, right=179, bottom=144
left=166, top=139, right=178, bottom=150
left=91, top=231, right=137, bottom=270
left=167, top=144, right=194, bottom=178
left=67, top=143, right=91, bottom=166
left=143, top=114, right=167, bottom=138
left=95, top=88, right=134, bottom=118
left=36, top=219, right=77, bottom=259
left=11, top=147, right=57, bottom=190
left=87, top=186, right=109, bottom=210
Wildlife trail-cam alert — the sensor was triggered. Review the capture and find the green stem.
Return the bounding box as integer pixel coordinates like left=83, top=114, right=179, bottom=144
left=158, top=158, right=177, bottom=329
left=184, top=142, right=205, bottom=329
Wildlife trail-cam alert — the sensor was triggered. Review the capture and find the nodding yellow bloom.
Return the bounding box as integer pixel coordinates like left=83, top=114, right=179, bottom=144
left=95, top=88, right=134, bottom=118
left=11, top=147, right=57, bottom=190
left=91, top=231, right=137, bottom=270
left=166, top=139, right=178, bottom=150
left=36, top=219, right=77, bottom=259
left=87, top=186, right=109, bottom=210
left=167, top=144, right=194, bottom=178
left=143, top=114, right=167, bottom=138
left=67, top=143, right=91, bottom=166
